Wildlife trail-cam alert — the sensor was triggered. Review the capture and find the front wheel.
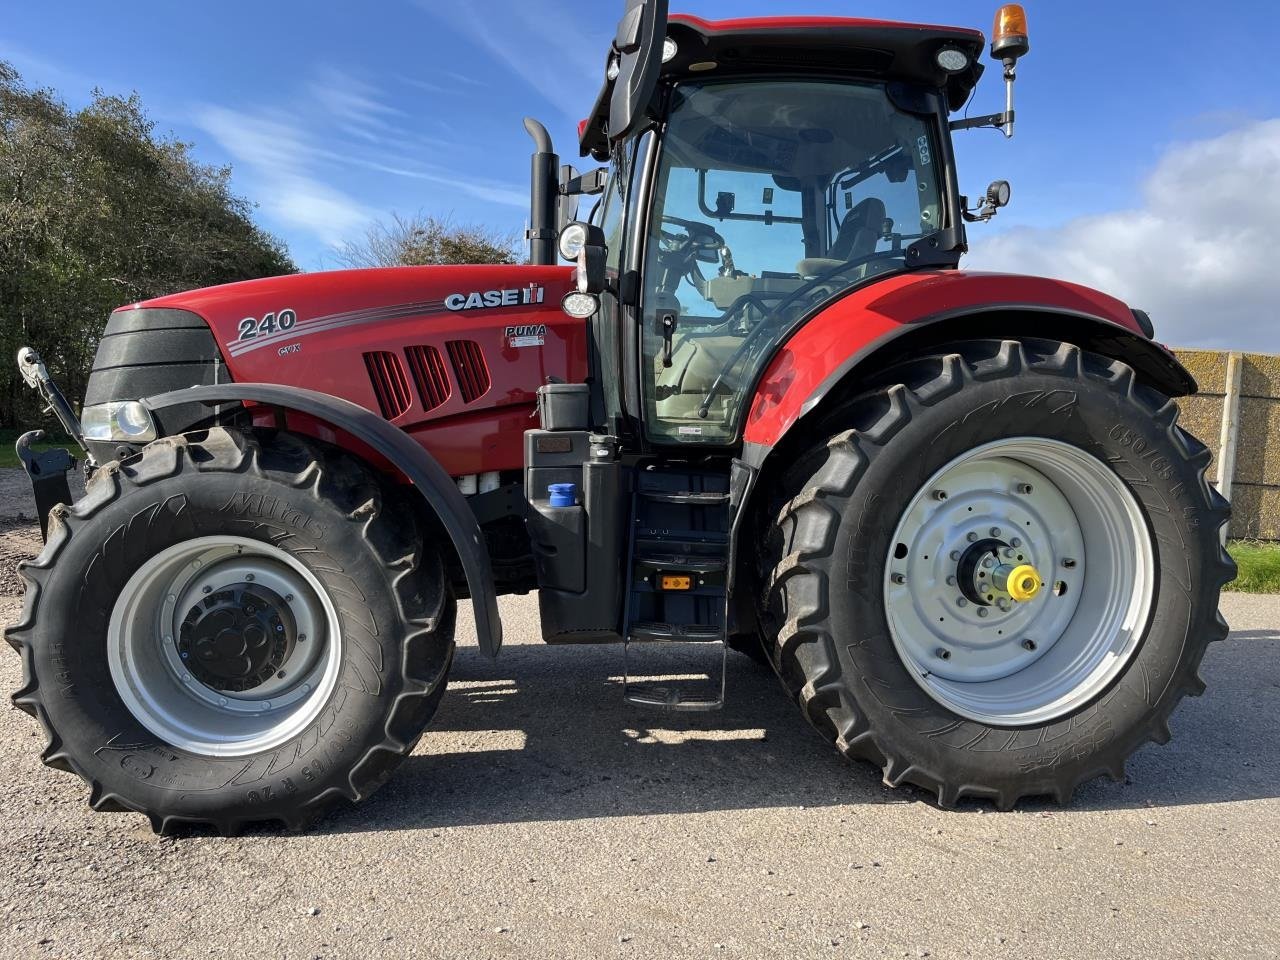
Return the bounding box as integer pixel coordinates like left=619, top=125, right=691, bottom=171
left=761, top=339, right=1235, bottom=808
left=6, top=428, right=455, bottom=833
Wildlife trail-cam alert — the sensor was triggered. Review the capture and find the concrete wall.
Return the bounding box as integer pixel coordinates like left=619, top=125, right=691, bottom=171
left=1175, top=350, right=1280, bottom=541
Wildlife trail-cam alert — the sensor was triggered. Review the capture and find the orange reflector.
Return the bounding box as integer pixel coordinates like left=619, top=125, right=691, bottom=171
left=661, top=574, right=693, bottom=591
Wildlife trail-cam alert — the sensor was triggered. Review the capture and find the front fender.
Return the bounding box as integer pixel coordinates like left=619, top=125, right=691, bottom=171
left=142, top=383, right=503, bottom=658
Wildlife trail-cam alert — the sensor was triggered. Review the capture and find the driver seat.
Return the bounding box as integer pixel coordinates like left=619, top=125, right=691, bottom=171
left=797, top=197, right=887, bottom=279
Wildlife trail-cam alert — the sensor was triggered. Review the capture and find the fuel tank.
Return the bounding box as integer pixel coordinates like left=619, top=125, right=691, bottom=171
left=96, top=264, right=584, bottom=475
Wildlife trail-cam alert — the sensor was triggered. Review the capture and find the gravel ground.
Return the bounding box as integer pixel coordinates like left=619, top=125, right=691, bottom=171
left=0, top=468, right=1275, bottom=959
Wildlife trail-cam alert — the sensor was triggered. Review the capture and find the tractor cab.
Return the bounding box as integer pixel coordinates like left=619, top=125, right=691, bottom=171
left=533, top=5, right=1017, bottom=448
left=520, top=3, right=1028, bottom=707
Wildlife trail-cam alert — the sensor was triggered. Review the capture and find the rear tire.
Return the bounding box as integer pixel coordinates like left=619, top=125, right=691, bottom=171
left=5, top=428, right=455, bottom=833
left=761, top=339, right=1234, bottom=808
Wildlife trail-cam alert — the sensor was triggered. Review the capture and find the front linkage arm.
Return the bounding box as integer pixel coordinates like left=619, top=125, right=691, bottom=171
left=14, top=347, right=92, bottom=541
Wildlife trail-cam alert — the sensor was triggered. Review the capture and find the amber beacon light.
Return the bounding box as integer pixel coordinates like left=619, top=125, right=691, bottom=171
left=991, top=4, right=1030, bottom=61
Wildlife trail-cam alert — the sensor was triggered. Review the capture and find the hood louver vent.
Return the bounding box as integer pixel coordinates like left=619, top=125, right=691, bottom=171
left=446, top=340, right=491, bottom=404
left=406, top=345, right=452, bottom=412
left=364, top=351, right=412, bottom=420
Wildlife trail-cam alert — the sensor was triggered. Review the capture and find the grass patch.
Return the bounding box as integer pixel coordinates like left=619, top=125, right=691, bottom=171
left=1227, top=540, right=1280, bottom=594
left=0, top=429, right=76, bottom=470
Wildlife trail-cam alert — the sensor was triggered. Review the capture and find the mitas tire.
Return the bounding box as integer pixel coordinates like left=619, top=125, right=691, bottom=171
left=5, top=428, right=455, bottom=834
left=761, top=338, right=1235, bottom=808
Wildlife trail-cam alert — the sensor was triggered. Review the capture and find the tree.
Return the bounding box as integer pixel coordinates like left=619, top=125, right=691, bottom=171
left=334, top=212, right=522, bottom=269
left=0, top=62, right=295, bottom=429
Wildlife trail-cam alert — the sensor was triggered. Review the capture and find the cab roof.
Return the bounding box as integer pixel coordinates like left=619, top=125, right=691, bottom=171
left=580, top=13, right=987, bottom=159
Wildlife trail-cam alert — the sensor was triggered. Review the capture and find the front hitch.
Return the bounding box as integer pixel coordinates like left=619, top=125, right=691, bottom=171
left=15, top=431, right=74, bottom=541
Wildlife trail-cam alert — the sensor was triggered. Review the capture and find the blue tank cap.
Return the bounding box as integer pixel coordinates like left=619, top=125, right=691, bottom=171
left=548, top=483, right=577, bottom=507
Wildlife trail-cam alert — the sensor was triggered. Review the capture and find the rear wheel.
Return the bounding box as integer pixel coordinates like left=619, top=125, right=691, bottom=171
left=761, top=339, right=1234, bottom=807
left=6, top=428, right=455, bottom=833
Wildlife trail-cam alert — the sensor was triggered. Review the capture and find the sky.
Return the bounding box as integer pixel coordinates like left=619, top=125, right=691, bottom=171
left=3, top=0, right=1279, bottom=350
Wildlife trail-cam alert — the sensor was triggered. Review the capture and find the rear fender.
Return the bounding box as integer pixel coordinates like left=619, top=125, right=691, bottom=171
left=741, top=272, right=1197, bottom=465
left=142, top=383, right=503, bottom=658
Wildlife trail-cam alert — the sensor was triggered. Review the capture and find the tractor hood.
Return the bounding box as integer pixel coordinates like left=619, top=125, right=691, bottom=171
left=101, top=264, right=586, bottom=475
left=134, top=264, right=578, bottom=372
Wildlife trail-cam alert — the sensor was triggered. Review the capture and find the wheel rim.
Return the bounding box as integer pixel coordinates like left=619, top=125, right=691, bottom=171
left=108, top=536, right=342, bottom=757
left=884, top=438, right=1155, bottom=727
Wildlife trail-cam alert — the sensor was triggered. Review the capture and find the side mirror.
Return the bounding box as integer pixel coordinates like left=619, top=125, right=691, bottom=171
left=557, top=166, right=581, bottom=235
left=558, top=222, right=608, bottom=318
left=608, top=0, right=669, bottom=143
left=557, top=165, right=608, bottom=233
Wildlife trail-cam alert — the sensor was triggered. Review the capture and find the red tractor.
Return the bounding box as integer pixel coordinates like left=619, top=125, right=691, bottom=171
left=8, top=3, right=1233, bottom=833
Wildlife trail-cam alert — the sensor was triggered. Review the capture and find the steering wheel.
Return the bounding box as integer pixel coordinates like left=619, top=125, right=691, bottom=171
left=659, top=214, right=725, bottom=253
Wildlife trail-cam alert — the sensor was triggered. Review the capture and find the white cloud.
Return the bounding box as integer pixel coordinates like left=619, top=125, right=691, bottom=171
left=194, top=106, right=374, bottom=245
left=966, top=118, right=1280, bottom=352
left=416, top=0, right=605, bottom=119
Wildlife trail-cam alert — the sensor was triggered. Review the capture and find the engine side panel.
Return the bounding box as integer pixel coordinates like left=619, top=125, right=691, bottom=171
left=131, top=264, right=584, bottom=476
left=742, top=270, right=1150, bottom=447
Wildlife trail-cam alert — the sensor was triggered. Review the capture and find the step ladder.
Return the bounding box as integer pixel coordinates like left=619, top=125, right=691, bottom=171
left=622, top=467, right=731, bottom=712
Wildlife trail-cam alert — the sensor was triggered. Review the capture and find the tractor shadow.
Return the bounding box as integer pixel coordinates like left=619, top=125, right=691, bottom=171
left=322, top=626, right=1280, bottom=834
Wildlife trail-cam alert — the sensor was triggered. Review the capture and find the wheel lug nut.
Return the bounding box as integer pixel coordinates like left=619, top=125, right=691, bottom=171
left=1011, top=538, right=1022, bottom=548
left=935, top=648, right=952, bottom=661
left=977, top=608, right=989, bottom=618
left=956, top=598, right=968, bottom=608
left=298, top=634, right=307, bottom=642
left=997, top=598, right=1011, bottom=611
left=946, top=575, right=957, bottom=586
left=202, top=585, right=212, bottom=594
left=967, top=532, right=979, bottom=543
left=950, top=551, right=961, bottom=561
left=990, top=527, right=1002, bottom=537
left=245, top=573, right=255, bottom=582
left=1022, top=639, right=1037, bottom=651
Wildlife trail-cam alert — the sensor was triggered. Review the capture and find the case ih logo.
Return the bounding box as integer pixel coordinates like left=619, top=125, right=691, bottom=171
left=445, top=283, right=545, bottom=312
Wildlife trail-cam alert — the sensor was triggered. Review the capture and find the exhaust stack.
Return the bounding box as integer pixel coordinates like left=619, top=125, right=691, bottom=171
left=523, top=118, right=559, bottom=266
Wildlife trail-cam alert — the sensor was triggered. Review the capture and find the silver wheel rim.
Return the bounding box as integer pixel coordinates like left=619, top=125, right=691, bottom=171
left=108, top=536, right=342, bottom=757
left=884, top=437, right=1155, bottom=727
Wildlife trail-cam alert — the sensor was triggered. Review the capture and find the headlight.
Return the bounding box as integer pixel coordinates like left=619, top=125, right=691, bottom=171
left=558, top=222, right=589, bottom=262
left=81, top=400, right=157, bottom=443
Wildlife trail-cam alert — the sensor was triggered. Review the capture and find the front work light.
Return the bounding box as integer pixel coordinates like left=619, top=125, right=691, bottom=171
left=561, top=291, right=600, bottom=319
left=81, top=400, right=157, bottom=443
left=991, top=4, right=1030, bottom=61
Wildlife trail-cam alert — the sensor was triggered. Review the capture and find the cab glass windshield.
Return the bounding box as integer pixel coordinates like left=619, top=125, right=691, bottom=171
left=641, top=79, right=945, bottom=443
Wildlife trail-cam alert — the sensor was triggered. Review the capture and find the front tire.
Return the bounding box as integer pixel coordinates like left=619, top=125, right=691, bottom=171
left=6, top=428, right=455, bottom=833
left=761, top=339, right=1234, bottom=808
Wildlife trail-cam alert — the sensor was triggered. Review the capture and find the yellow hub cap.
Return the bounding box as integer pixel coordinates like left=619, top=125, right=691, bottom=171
left=1006, top=564, right=1042, bottom=602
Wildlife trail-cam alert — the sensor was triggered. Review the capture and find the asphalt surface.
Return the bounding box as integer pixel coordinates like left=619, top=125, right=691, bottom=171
left=0, top=469, right=1276, bottom=959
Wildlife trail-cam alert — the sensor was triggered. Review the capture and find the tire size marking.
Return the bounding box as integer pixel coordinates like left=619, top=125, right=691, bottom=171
left=237, top=309, right=298, bottom=342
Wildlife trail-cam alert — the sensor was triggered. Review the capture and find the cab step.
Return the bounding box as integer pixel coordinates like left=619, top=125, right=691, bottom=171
left=622, top=465, right=732, bottom=712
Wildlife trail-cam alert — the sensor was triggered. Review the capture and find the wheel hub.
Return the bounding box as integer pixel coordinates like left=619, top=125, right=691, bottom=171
left=180, top=584, right=296, bottom=693
left=955, top=539, right=1043, bottom=607
left=883, top=438, right=1154, bottom=726
left=108, top=536, right=342, bottom=757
